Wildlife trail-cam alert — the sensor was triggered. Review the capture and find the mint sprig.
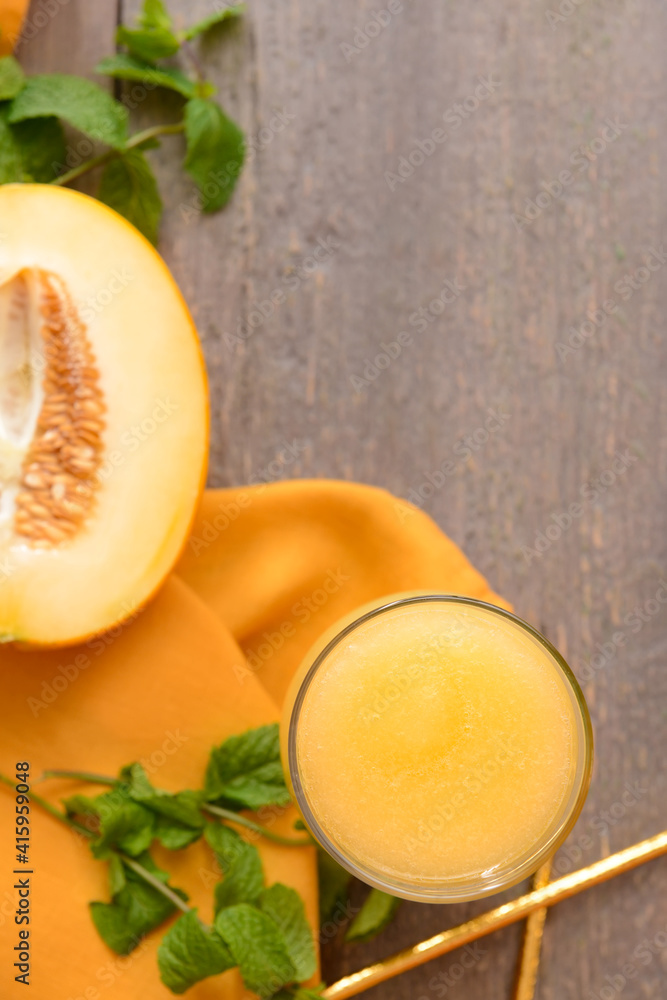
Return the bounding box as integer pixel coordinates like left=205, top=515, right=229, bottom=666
left=1, top=723, right=318, bottom=997
left=0, top=0, right=246, bottom=243
left=1, top=717, right=402, bottom=995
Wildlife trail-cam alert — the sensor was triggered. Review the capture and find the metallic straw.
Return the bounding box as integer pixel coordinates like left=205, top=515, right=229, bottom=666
left=512, top=857, right=553, bottom=1000
left=322, top=830, right=667, bottom=1000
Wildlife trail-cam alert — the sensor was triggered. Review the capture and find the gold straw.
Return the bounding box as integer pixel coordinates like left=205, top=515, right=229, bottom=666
left=512, top=857, right=553, bottom=1000
left=322, top=830, right=667, bottom=1000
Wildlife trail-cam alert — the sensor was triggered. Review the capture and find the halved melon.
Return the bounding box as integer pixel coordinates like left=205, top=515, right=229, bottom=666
left=0, top=0, right=29, bottom=53
left=0, top=184, right=208, bottom=644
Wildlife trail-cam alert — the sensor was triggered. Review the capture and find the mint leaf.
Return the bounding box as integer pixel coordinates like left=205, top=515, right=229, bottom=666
left=0, top=56, right=25, bottom=100
left=90, top=866, right=181, bottom=955
left=139, top=0, right=173, bottom=31
left=116, top=0, right=179, bottom=61
left=96, top=54, right=197, bottom=99
left=182, top=4, right=245, bottom=41
left=204, top=820, right=247, bottom=868
left=345, top=888, right=401, bottom=943
left=123, top=764, right=205, bottom=827
left=98, top=149, right=163, bottom=245
left=108, top=855, right=127, bottom=896
left=258, top=884, right=317, bottom=982
left=158, top=909, right=234, bottom=994
left=204, top=722, right=290, bottom=809
left=63, top=793, right=100, bottom=819
left=94, top=794, right=156, bottom=857
left=153, top=814, right=203, bottom=850
left=215, top=842, right=263, bottom=912
left=116, top=25, right=180, bottom=62
left=65, top=785, right=155, bottom=858
left=10, top=117, right=66, bottom=182
left=0, top=110, right=26, bottom=182
left=0, top=108, right=65, bottom=183
left=215, top=904, right=296, bottom=998
left=8, top=74, right=128, bottom=148
left=317, top=848, right=351, bottom=925
left=183, top=97, right=244, bottom=213
left=205, top=822, right=264, bottom=911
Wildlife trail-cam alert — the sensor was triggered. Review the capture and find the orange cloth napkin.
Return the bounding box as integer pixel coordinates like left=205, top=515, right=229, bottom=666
left=0, top=480, right=509, bottom=999
left=176, top=481, right=509, bottom=707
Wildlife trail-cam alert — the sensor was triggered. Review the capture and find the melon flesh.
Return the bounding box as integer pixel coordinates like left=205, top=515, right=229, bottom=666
left=0, top=184, right=208, bottom=644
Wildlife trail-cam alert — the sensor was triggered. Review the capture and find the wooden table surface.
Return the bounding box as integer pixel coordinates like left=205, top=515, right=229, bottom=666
left=21, top=1, right=667, bottom=997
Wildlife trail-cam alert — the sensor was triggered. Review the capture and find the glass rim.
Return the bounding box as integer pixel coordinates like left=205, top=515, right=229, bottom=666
left=286, top=593, right=594, bottom=903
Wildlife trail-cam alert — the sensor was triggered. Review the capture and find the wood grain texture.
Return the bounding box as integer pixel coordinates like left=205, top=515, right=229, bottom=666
left=24, top=0, right=667, bottom=997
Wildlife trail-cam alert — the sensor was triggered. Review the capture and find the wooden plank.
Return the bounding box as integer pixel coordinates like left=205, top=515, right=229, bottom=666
left=17, top=0, right=117, bottom=76
left=29, top=0, right=667, bottom=996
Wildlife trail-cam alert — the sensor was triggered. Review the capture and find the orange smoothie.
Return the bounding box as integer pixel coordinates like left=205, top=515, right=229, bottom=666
left=283, top=596, right=592, bottom=901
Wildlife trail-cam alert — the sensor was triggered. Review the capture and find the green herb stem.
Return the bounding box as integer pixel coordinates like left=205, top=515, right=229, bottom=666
left=52, top=120, right=186, bottom=187
left=0, top=771, right=94, bottom=838
left=202, top=804, right=313, bottom=847
left=122, top=856, right=192, bottom=915
left=38, top=769, right=310, bottom=846
left=41, top=769, right=117, bottom=786
left=179, top=38, right=206, bottom=85
left=1, top=771, right=191, bottom=915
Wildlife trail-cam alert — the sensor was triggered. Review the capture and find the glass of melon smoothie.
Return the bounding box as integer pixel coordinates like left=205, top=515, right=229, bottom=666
left=282, top=594, right=593, bottom=902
